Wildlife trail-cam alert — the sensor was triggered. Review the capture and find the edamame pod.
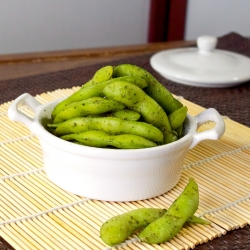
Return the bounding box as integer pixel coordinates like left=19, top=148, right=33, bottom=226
left=100, top=208, right=166, bottom=246
left=140, top=214, right=186, bottom=244
left=99, top=207, right=209, bottom=246
left=53, top=117, right=163, bottom=143
left=103, top=81, right=174, bottom=143
left=61, top=130, right=157, bottom=149
left=54, top=97, right=125, bottom=123
left=138, top=214, right=210, bottom=245
left=51, top=76, right=148, bottom=119
left=52, top=66, right=113, bottom=119
left=84, top=75, right=147, bottom=97
left=113, top=64, right=183, bottom=114
left=75, top=76, right=148, bottom=103
left=167, top=178, right=199, bottom=217
left=168, top=106, right=188, bottom=130
left=175, top=124, right=183, bottom=138
left=113, top=109, right=141, bottom=121
left=82, top=65, right=113, bottom=88
left=100, top=213, right=139, bottom=247
left=138, top=178, right=199, bottom=244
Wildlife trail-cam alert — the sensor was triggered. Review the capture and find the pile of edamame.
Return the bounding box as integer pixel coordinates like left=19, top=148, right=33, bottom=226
left=100, top=178, right=209, bottom=246
left=48, top=64, right=188, bottom=149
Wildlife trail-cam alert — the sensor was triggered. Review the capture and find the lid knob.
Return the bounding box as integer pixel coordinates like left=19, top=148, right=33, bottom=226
left=197, top=36, right=218, bottom=54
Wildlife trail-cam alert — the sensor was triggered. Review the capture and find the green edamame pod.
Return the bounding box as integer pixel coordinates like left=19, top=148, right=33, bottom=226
left=99, top=207, right=209, bottom=246
left=81, top=76, right=148, bottom=98
left=53, top=117, right=163, bottom=143
left=130, top=208, right=167, bottom=227
left=61, top=130, right=157, bottom=149
left=167, top=178, right=199, bottom=217
left=140, top=214, right=186, bottom=244
left=82, top=65, right=113, bottom=88
left=51, top=75, right=147, bottom=120
left=100, top=213, right=139, bottom=246
left=100, top=208, right=166, bottom=246
left=78, top=76, right=148, bottom=102
left=103, top=81, right=174, bottom=144
left=54, top=97, right=125, bottom=123
left=92, top=75, right=147, bottom=89
left=113, top=64, right=183, bottom=114
left=138, top=213, right=210, bottom=245
left=168, top=106, right=188, bottom=130
left=138, top=178, right=199, bottom=244
left=113, top=109, right=141, bottom=121
left=52, top=66, right=113, bottom=119
left=175, top=124, right=184, bottom=138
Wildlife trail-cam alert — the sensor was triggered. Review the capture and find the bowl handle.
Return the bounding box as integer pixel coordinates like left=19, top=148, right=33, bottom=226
left=189, top=108, right=225, bottom=149
left=8, top=93, right=41, bottom=131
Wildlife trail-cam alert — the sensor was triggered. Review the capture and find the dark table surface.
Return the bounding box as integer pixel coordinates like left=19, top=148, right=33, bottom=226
left=0, top=32, right=249, bottom=249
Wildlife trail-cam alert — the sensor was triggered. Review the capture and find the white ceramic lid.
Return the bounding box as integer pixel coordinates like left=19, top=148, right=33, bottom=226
left=150, top=36, right=250, bottom=87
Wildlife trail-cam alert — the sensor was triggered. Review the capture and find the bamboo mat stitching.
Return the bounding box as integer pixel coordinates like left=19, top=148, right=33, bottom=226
left=0, top=168, right=44, bottom=181
left=0, top=135, right=35, bottom=146
left=183, top=143, right=250, bottom=170
left=0, top=198, right=90, bottom=226
left=199, top=196, right=250, bottom=218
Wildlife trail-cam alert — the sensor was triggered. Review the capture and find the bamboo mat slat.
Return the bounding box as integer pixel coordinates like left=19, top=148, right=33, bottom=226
left=0, top=88, right=250, bottom=250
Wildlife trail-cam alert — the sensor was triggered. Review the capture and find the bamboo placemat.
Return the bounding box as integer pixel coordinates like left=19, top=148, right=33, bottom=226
left=0, top=87, right=249, bottom=250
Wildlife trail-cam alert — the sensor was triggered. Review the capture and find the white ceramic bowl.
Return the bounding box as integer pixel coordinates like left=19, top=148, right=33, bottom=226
left=8, top=93, right=225, bottom=201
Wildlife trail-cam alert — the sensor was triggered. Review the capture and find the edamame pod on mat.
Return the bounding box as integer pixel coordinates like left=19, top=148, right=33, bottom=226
left=100, top=200, right=208, bottom=246
left=100, top=208, right=166, bottom=246
left=113, top=64, right=183, bottom=114
left=53, top=97, right=125, bottom=123
left=138, top=178, right=199, bottom=244
left=51, top=65, right=113, bottom=119
left=167, top=178, right=199, bottom=217
left=141, top=214, right=186, bottom=244
left=61, top=130, right=157, bottom=149
left=52, top=117, right=164, bottom=143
